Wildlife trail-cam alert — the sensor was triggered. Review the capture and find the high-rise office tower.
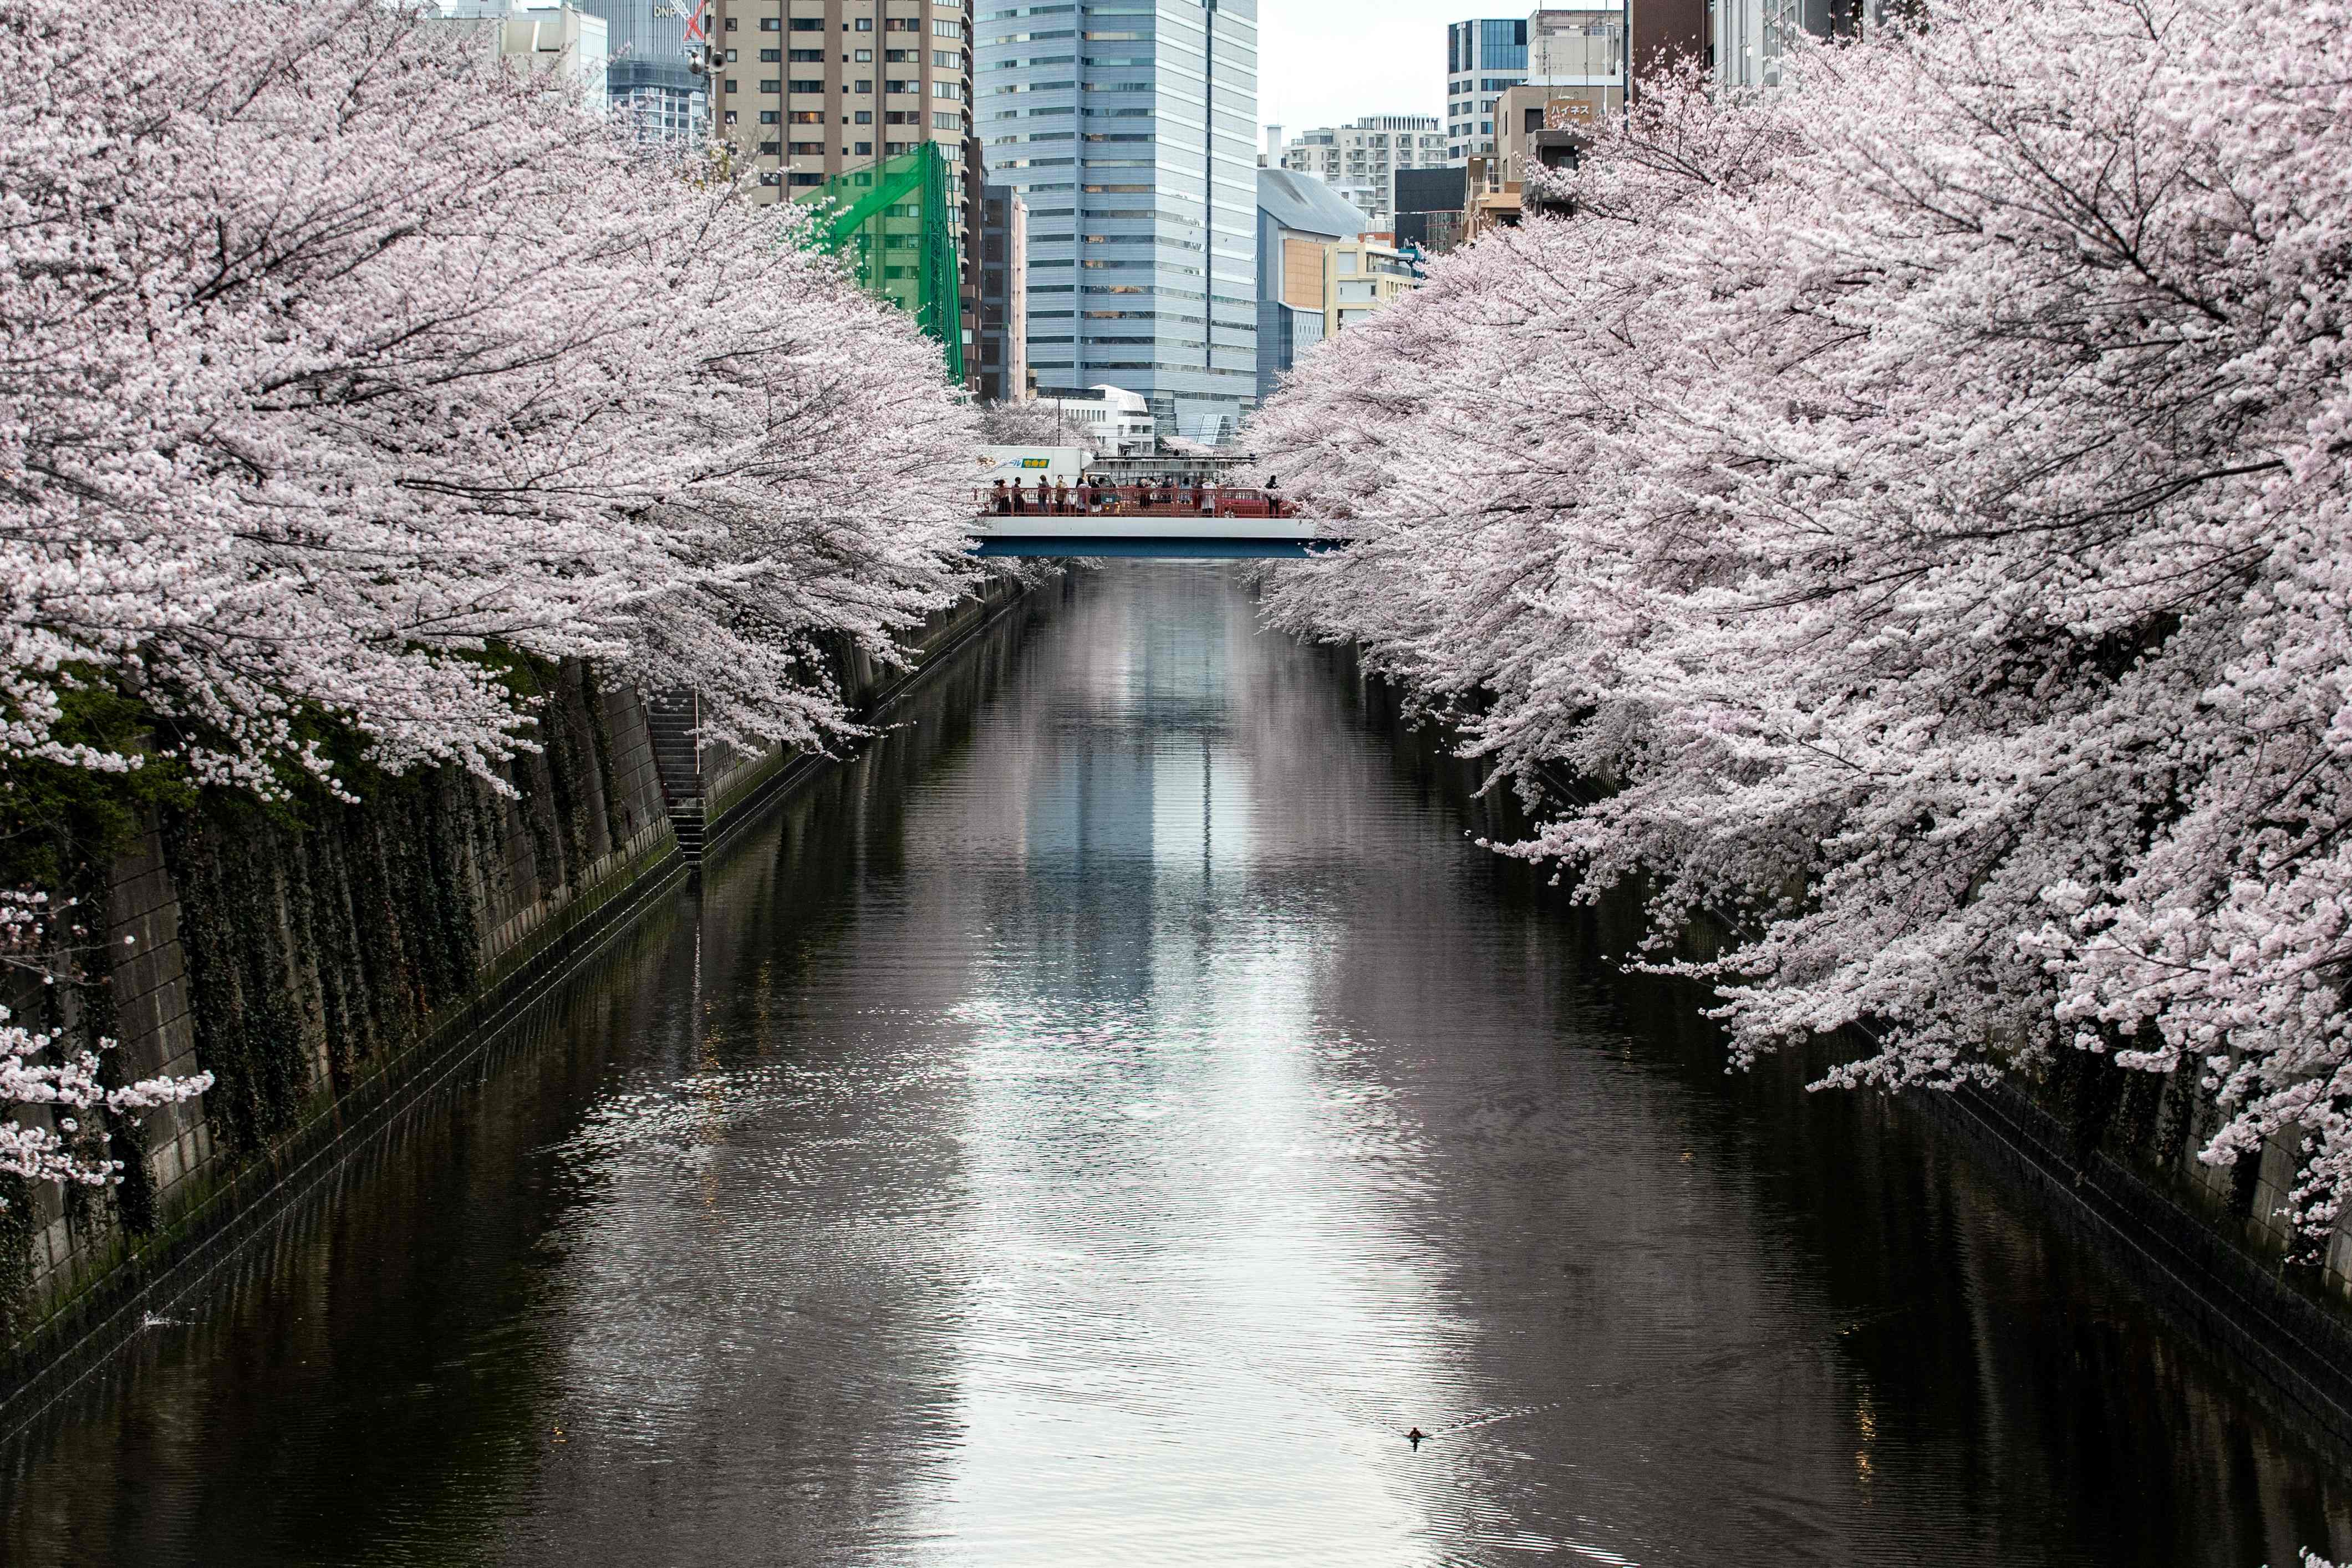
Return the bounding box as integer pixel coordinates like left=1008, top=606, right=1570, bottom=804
left=577, top=0, right=705, bottom=139
left=1444, top=17, right=1528, bottom=162
left=976, top=0, right=1260, bottom=444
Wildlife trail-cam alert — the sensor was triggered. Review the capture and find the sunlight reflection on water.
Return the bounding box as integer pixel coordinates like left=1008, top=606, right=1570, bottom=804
left=5, top=566, right=2347, bottom=1568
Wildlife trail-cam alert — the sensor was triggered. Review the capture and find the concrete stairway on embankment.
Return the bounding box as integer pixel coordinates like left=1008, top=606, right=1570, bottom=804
left=644, top=694, right=704, bottom=865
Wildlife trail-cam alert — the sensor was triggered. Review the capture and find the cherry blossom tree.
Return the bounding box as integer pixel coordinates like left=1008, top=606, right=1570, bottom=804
left=1, top=0, right=990, bottom=1205
left=1, top=0, right=982, bottom=795
left=977, top=399, right=1098, bottom=456
left=1256, top=0, right=2352, bottom=1240
left=0, top=892, right=210, bottom=1194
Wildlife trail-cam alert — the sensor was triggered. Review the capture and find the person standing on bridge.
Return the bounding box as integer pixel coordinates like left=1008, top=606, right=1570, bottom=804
left=1032, top=476, right=1051, bottom=513
left=1053, top=476, right=1069, bottom=514
left=990, top=480, right=1009, bottom=515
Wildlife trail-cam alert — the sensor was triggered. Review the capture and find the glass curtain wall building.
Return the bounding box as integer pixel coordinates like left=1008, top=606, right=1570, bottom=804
left=977, top=0, right=1259, bottom=444
left=1444, top=17, right=1528, bottom=161
left=578, top=0, right=706, bottom=141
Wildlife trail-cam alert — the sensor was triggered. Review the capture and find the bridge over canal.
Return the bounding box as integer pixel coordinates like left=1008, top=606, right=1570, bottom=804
left=968, top=483, right=1340, bottom=558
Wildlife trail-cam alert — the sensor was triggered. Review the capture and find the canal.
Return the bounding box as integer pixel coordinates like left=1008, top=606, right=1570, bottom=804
left=5, top=564, right=2348, bottom=1566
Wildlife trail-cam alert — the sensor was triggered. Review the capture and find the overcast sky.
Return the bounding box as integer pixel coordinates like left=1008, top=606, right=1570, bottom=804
left=1255, top=0, right=1451, bottom=141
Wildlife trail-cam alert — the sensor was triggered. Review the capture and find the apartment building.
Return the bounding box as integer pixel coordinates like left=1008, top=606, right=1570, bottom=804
left=707, top=0, right=972, bottom=200
left=975, top=0, right=1262, bottom=445
left=1443, top=18, right=1526, bottom=162
left=1277, top=116, right=1448, bottom=234
left=706, top=0, right=980, bottom=379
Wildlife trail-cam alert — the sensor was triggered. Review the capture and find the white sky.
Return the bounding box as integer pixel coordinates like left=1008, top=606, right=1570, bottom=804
left=1254, top=0, right=1452, bottom=142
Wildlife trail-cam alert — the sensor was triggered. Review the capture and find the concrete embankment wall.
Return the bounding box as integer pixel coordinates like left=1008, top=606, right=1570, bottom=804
left=1355, top=671, right=2352, bottom=1454
left=1915, top=1079, right=2352, bottom=1457
left=0, top=577, right=1033, bottom=1417
left=1550, top=764, right=2352, bottom=1454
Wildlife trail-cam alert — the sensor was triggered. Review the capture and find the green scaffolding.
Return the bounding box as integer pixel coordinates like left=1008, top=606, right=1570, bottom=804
left=806, top=145, right=965, bottom=383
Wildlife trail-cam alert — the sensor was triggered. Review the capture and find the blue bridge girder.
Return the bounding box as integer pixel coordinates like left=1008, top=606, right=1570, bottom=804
left=967, top=510, right=1343, bottom=561
left=972, top=534, right=1342, bottom=559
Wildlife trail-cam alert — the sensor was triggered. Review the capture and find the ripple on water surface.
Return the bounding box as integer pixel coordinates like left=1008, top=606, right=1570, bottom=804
left=3, top=564, right=2347, bottom=1568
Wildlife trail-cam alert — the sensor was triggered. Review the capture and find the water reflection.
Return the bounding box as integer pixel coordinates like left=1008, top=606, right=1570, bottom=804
left=2, top=565, right=2348, bottom=1567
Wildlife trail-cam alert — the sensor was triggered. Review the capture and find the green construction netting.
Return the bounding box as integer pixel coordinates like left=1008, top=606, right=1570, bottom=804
left=804, top=145, right=965, bottom=383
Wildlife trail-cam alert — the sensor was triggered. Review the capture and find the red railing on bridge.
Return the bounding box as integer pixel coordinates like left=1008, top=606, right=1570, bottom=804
left=978, top=483, right=1295, bottom=520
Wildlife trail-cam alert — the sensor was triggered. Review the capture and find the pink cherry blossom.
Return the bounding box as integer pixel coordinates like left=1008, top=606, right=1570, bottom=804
left=1258, top=0, right=2352, bottom=1239
left=1, top=0, right=992, bottom=1198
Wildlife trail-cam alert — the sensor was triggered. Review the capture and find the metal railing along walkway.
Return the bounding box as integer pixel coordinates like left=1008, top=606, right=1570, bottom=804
left=969, top=485, right=1341, bottom=559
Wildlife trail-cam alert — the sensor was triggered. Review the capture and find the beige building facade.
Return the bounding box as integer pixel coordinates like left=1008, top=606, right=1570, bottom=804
left=707, top=0, right=981, bottom=376
left=1323, top=237, right=1417, bottom=334
left=708, top=0, right=974, bottom=200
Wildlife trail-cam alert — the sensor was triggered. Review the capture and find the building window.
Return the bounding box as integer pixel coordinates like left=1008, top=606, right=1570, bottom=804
left=854, top=47, right=873, bottom=60
left=758, top=170, right=782, bottom=185
left=933, top=80, right=963, bottom=100
left=760, top=78, right=781, bottom=91
left=758, top=139, right=781, bottom=154
left=933, top=110, right=961, bottom=130
left=933, top=49, right=960, bottom=67
left=790, top=78, right=823, bottom=93
left=790, top=140, right=824, bottom=154
left=790, top=110, right=823, bottom=123
left=887, top=140, right=915, bottom=154
left=854, top=78, right=872, bottom=92
left=934, top=17, right=964, bottom=37
left=762, top=17, right=782, bottom=29
left=854, top=109, right=873, bottom=123
left=853, top=17, right=872, bottom=29
left=724, top=48, right=738, bottom=60
left=724, top=109, right=740, bottom=124
left=787, top=17, right=820, bottom=29
left=782, top=48, right=813, bottom=60
left=886, top=78, right=917, bottom=93
left=790, top=172, right=824, bottom=186
left=758, top=109, right=780, bottom=123
left=856, top=139, right=873, bottom=154
left=724, top=14, right=738, bottom=29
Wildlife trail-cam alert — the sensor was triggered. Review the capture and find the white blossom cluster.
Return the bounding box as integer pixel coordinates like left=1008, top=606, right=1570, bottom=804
left=0, top=0, right=989, bottom=1194
left=1255, top=0, right=2352, bottom=1236
left=0, top=892, right=210, bottom=1194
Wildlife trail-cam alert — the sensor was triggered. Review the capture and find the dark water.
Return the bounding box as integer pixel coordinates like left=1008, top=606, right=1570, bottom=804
left=5, top=565, right=2349, bottom=1567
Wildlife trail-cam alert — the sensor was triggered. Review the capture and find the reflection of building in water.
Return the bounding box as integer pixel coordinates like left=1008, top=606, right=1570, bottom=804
left=1016, top=573, right=1249, bottom=1006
